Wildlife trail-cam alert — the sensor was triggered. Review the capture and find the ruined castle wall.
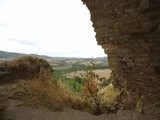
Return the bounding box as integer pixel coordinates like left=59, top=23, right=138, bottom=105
left=82, top=0, right=160, bottom=114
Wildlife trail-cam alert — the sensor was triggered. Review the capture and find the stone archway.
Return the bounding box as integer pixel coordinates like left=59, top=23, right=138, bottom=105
left=82, top=0, right=160, bottom=115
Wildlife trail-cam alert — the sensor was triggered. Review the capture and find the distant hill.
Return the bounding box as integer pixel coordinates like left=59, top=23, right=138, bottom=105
left=0, top=51, right=51, bottom=59
left=0, top=51, right=25, bottom=58
left=0, top=51, right=107, bottom=61
left=93, top=57, right=108, bottom=61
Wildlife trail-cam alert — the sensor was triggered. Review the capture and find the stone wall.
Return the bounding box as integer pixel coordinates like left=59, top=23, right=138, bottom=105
left=82, top=0, right=160, bottom=114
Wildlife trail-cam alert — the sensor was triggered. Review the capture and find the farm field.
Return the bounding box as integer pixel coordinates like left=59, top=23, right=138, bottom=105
left=64, top=69, right=111, bottom=79
left=50, top=57, right=110, bottom=80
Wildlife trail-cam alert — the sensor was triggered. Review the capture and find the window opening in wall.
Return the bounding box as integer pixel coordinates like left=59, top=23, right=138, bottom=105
left=0, top=0, right=116, bottom=116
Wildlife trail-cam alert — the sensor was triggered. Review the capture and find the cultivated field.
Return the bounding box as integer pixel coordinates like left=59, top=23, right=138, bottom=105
left=64, top=69, right=111, bottom=79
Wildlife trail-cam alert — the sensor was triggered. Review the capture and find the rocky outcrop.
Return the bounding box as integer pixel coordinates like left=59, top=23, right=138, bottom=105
left=82, top=0, right=160, bottom=115
left=0, top=56, right=52, bottom=84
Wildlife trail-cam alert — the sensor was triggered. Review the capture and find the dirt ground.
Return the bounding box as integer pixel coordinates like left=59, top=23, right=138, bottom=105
left=1, top=99, right=159, bottom=120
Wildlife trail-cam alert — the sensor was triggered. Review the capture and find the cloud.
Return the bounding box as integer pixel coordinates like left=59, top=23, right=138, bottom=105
left=0, top=0, right=8, bottom=7
left=0, top=23, right=8, bottom=28
left=9, top=38, right=38, bottom=46
left=0, top=0, right=106, bottom=58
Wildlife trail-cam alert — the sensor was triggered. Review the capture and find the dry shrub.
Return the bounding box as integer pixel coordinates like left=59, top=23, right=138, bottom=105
left=23, top=78, right=87, bottom=111
left=56, top=80, right=89, bottom=111
left=79, top=62, right=118, bottom=115
left=23, top=79, right=61, bottom=109
left=20, top=69, right=87, bottom=111
left=99, top=84, right=118, bottom=104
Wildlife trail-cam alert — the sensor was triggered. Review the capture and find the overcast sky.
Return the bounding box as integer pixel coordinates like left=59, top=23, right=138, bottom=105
left=0, top=0, right=106, bottom=58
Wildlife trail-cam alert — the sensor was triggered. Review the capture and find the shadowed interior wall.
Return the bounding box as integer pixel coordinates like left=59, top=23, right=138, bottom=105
left=82, top=0, right=160, bottom=114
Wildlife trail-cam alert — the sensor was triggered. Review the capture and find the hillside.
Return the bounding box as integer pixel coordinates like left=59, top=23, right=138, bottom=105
left=0, top=51, right=51, bottom=59
left=0, top=51, right=107, bottom=60
left=0, top=51, right=108, bottom=68
left=0, top=51, right=25, bottom=58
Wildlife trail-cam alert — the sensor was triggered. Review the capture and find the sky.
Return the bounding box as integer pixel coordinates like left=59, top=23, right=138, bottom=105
left=0, top=0, right=106, bottom=58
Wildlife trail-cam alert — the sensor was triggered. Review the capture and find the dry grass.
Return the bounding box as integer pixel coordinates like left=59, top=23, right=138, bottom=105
left=0, top=72, right=87, bottom=112
left=19, top=69, right=87, bottom=111
left=93, top=69, right=111, bottom=78
left=0, top=56, right=87, bottom=111
left=99, top=84, right=118, bottom=104
left=23, top=80, right=88, bottom=111
left=24, top=79, right=63, bottom=109
left=0, top=73, right=87, bottom=112
left=0, top=56, right=52, bottom=84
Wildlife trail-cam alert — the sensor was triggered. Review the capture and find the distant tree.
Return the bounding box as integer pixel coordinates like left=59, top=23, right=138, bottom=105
left=74, top=76, right=83, bottom=84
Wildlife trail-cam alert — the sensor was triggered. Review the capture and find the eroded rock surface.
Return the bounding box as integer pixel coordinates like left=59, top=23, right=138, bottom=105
left=0, top=56, right=52, bottom=84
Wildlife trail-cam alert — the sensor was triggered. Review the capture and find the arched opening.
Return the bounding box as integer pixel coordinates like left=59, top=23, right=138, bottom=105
left=0, top=0, right=159, bottom=119
left=0, top=0, right=115, bottom=118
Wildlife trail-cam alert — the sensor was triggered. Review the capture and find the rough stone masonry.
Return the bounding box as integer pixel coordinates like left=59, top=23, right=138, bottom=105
left=82, top=0, right=160, bottom=115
